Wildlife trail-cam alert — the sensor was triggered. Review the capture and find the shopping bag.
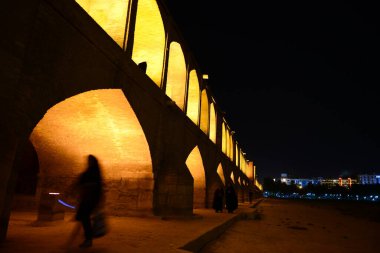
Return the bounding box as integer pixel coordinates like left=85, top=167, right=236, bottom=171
left=92, top=211, right=108, bottom=238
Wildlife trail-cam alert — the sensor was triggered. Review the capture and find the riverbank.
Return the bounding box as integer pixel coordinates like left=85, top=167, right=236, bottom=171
left=201, top=198, right=379, bottom=253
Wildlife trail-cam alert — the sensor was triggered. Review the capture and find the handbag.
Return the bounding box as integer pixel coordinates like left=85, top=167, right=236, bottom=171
left=92, top=211, right=108, bottom=238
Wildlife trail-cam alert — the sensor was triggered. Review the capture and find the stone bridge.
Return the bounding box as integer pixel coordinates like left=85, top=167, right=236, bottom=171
left=0, top=0, right=262, bottom=240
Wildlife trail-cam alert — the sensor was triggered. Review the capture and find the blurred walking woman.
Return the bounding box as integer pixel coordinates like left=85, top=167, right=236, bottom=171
left=75, top=154, right=104, bottom=248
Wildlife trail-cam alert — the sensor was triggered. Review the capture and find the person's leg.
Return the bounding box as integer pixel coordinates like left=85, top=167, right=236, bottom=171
left=79, top=215, right=93, bottom=247
left=63, top=222, right=81, bottom=250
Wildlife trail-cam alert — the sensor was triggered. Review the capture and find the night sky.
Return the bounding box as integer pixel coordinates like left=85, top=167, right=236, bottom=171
left=163, top=1, right=380, bottom=181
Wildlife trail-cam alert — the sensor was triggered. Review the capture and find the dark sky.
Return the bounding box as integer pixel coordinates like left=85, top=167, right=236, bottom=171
left=163, top=1, right=380, bottom=180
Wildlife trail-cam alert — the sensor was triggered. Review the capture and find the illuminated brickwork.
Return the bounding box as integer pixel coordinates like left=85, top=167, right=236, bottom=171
left=0, top=0, right=259, bottom=240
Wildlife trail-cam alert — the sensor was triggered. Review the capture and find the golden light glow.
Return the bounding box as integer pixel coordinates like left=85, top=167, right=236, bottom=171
left=226, top=129, right=230, bottom=158
left=30, top=89, right=153, bottom=212
left=186, top=70, right=200, bottom=125
left=230, top=171, right=235, bottom=183
left=222, top=123, right=226, bottom=153
left=30, top=89, right=152, bottom=180
left=229, top=135, right=234, bottom=160
left=235, top=143, right=239, bottom=167
left=202, top=74, right=208, bottom=80
left=247, top=161, right=254, bottom=180
left=217, top=163, right=225, bottom=185
left=255, top=179, right=262, bottom=191
left=200, top=89, right=209, bottom=134
left=132, top=0, right=165, bottom=86
left=209, top=103, right=216, bottom=143
left=239, top=150, right=244, bottom=171
left=76, top=0, right=130, bottom=47
left=165, top=42, right=186, bottom=110
left=185, top=146, right=206, bottom=208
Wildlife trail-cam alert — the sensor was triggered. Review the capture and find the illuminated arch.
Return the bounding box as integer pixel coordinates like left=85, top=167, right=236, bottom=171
left=76, top=0, right=130, bottom=48
left=165, top=42, right=186, bottom=110
left=200, top=90, right=209, bottom=134
left=230, top=171, right=235, bottom=183
left=185, top=146, right=206, bottom=208
left=242, top=159, right=247, bottom=174
left=226, top=129, right=230, bottom=157
left=216, top=163, right=225, bottom=185
left=230, top=135, right=234, bottom=160
left=209, top=103, right=216, bottom=143
left=222, top=123, right=226, bottom=153
left=186, top=70, right=200, bottom=125
left=239, top=150, right=244, bottom=171
left=30, top=89, right=153, bottom=212
left=235, top=143, right=239, bottom=167
left=231, top=140, right=235, bottom=162
left=132, top=0, right=165, bottom=86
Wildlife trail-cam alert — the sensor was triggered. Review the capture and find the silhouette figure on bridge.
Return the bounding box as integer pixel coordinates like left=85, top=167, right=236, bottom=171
left=212, top=187, right=224, bottom=213
left=138, top=61, right=147, bottom=73
left=225, top=183, right=238, bottom=213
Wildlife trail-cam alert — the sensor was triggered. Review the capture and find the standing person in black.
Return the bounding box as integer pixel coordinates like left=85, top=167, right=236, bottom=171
left=225, top=183, right=238, bottom=213
left=74, top=154, right=104, bottom=248
left=212, top=187, right=224, bottom=213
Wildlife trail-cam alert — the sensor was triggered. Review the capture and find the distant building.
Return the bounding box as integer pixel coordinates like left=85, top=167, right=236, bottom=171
left=358, top=174, right=380, bottom=185
left=278, top=174, right=321, bottom=188
left=278, top=173, right=358, bottom=189
left=320, top=178, right=357, bottom=188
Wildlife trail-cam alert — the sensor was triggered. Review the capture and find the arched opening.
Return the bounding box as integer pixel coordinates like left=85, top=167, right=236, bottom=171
left=226, top=129, right=230, bottom=158
left=185, top=146, right=206, bottom=209
left=165, top=42, right=187, bottom=110
left=75, top=0, right=130, bottom=48
left=209, top=103, right=216, bottom=143
left=216, top=163, right=225, bottom=185
left=200, top=90, right=209, bottom=134
left=29, top=89, right=153, bottom=215
left=229, top=135, right=234, bottom=160
left=239, top=150, right=243, bottom=171
left=132, top=0, right=165, bottom=86
left=235, top=143, right=239, bottom=167
left=186, top=70, right=200, bottom=125
left=230, top=171, right=235, bottom=183
left=222, top=122, right=226, bottom=153
left=231, top=140, right=235, bottom=162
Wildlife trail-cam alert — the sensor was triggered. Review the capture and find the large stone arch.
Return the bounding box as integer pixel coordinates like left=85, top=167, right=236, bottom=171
left=222, top=122, right=227, bottom=153
left=185, top=146, right=206, bottom=209
left=29, top=89, right=154, bottom=215
left=165, top=42, right=187, bottom=110
left=186, top=70, right=200, bottom=125
left=235, top=143, right=239, bottom=167
left=200, top=90, right=209, bottom=134
left=209, top=103, right=216, bottom=143
left=132, top=0, right=165, bottom=86
left=226, top=128, right=230, bottom=158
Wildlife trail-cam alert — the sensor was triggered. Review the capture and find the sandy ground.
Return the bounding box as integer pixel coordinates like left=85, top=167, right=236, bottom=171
left=200, top=199, right=380, bottom=253
left=0, top=206, right=249, bottom=253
